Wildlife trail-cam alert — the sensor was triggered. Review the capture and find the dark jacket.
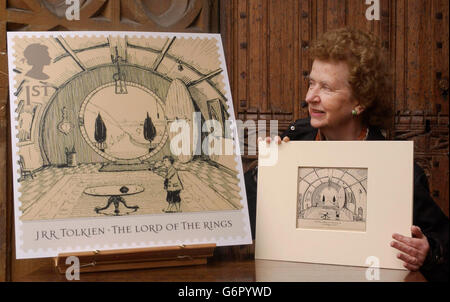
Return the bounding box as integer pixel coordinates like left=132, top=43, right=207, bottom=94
left=245, top=117, right=449, bottom=281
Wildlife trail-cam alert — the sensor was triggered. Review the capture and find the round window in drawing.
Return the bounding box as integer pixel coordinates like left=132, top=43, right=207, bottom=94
left=79, top=81, right=168, bottom=162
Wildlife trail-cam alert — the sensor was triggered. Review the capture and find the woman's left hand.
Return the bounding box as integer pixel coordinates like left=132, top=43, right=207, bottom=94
left=391, top=226, right=430, bottom=271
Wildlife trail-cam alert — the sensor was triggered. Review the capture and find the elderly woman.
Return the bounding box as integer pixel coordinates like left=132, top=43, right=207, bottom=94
left=246, top=28, right=448, bottom=281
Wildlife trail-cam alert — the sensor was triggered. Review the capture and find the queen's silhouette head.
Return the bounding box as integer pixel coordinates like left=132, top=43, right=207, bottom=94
left=24, top=43, right=51, bottom=80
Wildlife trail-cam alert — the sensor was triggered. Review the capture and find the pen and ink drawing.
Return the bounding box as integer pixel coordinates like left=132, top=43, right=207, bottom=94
left=297, top=167, right=367, bottom=232
left=10, top=33, right=243, bottom=221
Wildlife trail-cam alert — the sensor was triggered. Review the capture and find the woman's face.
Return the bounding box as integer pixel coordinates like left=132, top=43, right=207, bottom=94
left=305, top=60, right=361, bottom=136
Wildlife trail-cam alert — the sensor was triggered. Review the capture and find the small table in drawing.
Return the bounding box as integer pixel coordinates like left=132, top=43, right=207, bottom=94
left=84, top=185, right=143, bottom=216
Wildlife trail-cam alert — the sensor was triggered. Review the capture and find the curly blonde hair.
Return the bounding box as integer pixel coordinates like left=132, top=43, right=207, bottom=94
left=310, top=28, right=393, bottom=129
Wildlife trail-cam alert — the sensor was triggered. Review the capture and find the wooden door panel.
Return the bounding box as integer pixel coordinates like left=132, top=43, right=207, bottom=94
left=221, top=0, right=448, bottom=215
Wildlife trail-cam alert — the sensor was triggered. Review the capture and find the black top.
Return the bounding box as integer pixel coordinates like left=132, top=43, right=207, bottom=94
left=244, top=117, right=449, bottom=281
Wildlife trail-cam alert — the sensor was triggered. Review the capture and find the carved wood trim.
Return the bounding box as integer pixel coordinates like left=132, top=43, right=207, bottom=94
left=4, top=0, right=218, bottom=32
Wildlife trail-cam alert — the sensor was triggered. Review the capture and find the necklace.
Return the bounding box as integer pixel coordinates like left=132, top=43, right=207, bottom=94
left=315, top=126, right=369, bottom=141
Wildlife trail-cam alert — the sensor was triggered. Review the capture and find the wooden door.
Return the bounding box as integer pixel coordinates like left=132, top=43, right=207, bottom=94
left=220, top=0, right=449, bottom=217
left=0, top=0, right=219, bottom=281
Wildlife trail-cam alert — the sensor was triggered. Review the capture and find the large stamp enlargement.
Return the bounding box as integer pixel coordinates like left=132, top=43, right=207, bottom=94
left=8, top=31, right=251, bottom=258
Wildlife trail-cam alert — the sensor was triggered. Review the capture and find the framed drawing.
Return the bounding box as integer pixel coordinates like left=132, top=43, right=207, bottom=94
left=255, top=141, right=413, bottom=270
left=8, top=31, right=252, bottom=259
left=297, top=167, right=368, bottom=232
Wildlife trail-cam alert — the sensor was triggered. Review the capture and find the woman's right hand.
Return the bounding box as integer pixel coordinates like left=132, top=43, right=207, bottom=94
left=260, top=136, right=290, bottom=145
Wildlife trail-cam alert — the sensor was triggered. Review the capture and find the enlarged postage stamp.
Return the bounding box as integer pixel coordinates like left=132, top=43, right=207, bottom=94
left=7, top=31, right=251, bottom=258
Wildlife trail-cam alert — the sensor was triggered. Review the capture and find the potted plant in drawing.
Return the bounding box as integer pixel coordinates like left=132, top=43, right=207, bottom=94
left=65, top=146, right=77, bottom=167
left=95, top=113, right=107, bottom=152
left=143, top=112, right=156, bottom=152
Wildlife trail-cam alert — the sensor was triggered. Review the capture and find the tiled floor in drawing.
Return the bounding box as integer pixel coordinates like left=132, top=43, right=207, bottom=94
left=18, top=159, right=243, bottom=221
